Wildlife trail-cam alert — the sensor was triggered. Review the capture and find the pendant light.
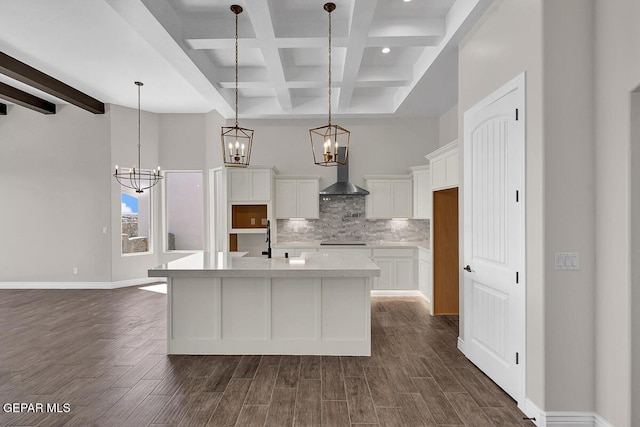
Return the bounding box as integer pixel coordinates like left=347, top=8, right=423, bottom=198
left=309, top=2, right=350, bottom=167
left=113, top=81, right=162, bottom=193
left=221, top=5, right=254, bottom=167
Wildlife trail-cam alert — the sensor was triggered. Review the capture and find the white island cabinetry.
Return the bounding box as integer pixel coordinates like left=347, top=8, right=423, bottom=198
left=149, top=252, right=379, bottom=356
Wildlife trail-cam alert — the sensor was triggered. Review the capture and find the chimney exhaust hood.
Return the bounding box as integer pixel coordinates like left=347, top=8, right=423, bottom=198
left=319, top=147, right=369, bottom=196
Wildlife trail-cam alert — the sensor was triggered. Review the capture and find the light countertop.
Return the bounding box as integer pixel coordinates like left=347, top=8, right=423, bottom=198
left=273, top=241, right=430, bottom=251
left=149, top=251, right=381, bottom=279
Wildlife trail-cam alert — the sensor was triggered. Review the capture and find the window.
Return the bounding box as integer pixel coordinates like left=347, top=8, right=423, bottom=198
left=164, top=171, right=204, bottom=251
left=121, top=190, right=152, bottom=255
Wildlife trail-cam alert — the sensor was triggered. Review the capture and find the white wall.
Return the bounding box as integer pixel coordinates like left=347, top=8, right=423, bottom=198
left=542, top=0, right=595, bottom=412
left=594, top=0, right=639, bottom=424
left=631, top=91, right=640, bottom=427
left=438, top=105, right=458, bottom=147
left=458, top=0, right=545, bottom=408
left=110, top=104, right=163, bottom=282
left=0, top=105, right=112, bottom=283
left=165, top=172, right=204, bottom=250
left=239, top=117, right=439, bottom=188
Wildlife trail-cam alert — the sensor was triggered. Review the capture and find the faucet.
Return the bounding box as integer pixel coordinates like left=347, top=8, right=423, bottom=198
left=262, top=219, right=272, bottom=258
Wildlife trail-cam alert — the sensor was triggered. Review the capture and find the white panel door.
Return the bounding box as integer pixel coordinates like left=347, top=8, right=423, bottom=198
left=463, top=74, right=525, bottom=402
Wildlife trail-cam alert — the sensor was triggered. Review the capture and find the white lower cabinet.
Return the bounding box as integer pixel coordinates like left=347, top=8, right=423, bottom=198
left=372, top=248, right=416, bottom=290
left=418, top=248, right=432, bottom=301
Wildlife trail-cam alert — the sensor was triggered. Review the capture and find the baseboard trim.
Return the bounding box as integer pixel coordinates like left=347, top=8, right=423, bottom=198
left=520, top=399, right=613, bottom=427
left=457, top=337, right=466, bottom=353
left=371, top=290, right=424, bottom=297
left=0, top=278, right=163, bottom=290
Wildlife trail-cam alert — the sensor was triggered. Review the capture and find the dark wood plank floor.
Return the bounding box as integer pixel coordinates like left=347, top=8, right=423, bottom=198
left=0, top=287, right=533, bottom=426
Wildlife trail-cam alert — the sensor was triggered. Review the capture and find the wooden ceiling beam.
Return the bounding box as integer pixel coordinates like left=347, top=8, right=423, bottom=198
left=0, top=81, right=56, bottom=114
left=0, top=51, right=104, bottom=114
left=0, top=103, right=6, bottom=115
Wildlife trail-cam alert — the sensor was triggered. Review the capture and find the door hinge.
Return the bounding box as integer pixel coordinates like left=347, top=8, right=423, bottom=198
left=516, top=352, right=519, bottom=365
left=515, top=108, right=519, bottom=121
left=516, top=190, right=519, bottom=202
left=516, top=271, right=519, bottom=284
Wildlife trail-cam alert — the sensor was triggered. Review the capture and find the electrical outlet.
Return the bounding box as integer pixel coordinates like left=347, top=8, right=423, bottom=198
left=102, top=226, right=108, bottom=234
left=250, top=218, right=256, bottom=225
left=293, top=225, right=299, bottom=233
left=73, top=267, right=79, bottom=275
left=261, top=218, right=267, bottom=225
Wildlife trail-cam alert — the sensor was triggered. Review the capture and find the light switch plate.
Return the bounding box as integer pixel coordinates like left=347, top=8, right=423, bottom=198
left=555, top=252, right=580, bottom=270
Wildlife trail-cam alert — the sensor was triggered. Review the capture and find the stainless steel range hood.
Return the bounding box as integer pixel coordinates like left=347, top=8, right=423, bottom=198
left=319, top=147, right=369, bottom=195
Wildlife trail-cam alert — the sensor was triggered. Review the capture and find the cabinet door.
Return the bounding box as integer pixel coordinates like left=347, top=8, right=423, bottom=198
left=413, top=171, right=431, bottom=219
left=373, top=258, right=394, bottom=290
left=419, top=259, right=429, bottom=296
left=392, top=180, right=412, bottom=218
left=367, top=180, right=392, bottom=218
left=250, top=169, right=271, bottom=200
left=395, top=258, right=415, bottom=289
left=445, top=152, right=458, bottom=187
left=431, top=158, right=446, bottom=190
left=275, top=180, right=297, bottom=218
left=228, top=169, right=249, bottom=201
left=296, top=180, right=319, bottom=219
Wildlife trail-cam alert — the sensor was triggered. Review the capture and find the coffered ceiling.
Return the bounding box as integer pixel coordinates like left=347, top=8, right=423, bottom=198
left=0, top=0, right=492, bottom=117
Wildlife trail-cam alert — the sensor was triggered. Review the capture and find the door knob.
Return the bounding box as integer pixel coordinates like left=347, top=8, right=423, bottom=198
left=463, top=265, right=472, bottom=272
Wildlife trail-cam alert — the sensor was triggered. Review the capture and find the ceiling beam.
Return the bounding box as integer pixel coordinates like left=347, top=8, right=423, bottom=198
left=0, top=81, right=56, bottom=114
left=0, top=103, right=6, bottom=115
left=0, top=51, right=104, bottom=114
left=338, top=0, right=378, bottom=110
left=245, top=0, right=292, bottom=111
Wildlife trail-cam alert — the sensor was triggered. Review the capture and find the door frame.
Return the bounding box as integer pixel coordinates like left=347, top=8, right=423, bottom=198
left=460, top=72, right=526, bottom=404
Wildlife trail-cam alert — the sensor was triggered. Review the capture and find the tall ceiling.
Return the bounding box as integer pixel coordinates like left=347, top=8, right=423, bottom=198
left=0, top=0, right=491, bottom=118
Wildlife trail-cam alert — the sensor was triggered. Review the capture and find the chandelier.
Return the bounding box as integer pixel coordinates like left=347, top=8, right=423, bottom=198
left=309, top=2, right=350, bottom=167
left=113, top=81, right=162, bottom=193
left=221, top=5, right=254, bottom=167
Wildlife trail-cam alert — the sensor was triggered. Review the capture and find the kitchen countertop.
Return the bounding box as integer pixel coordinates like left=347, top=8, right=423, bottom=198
left=149, top=251, right=381, bottom=278
left=273, top=241, right=430, bottom=251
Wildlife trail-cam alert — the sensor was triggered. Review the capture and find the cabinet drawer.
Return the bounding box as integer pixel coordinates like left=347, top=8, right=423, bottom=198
left=372, top=248, right=414, bottom=258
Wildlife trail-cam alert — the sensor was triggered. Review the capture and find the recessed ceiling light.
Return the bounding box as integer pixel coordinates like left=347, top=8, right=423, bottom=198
left=403, top=0, right=411, bottom=2
left=381, top=47, right=391, bottom=54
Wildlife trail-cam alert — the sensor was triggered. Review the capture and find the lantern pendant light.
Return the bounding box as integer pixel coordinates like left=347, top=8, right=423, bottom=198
left=113, top=81, right=163, bottom=193
left=221, top=5, right=254, bottom=167
left=309, top=2, right=350, bottom=167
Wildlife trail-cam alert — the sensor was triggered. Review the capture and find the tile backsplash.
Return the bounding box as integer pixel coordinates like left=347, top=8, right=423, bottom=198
left=276, top=195, right=429, bottom=243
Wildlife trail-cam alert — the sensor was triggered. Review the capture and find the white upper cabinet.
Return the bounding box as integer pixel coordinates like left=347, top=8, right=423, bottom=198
left=228, top=166, right=275, bottom=201
left=275, top=176, right=320, bottom=219
left=426, top=140, right=458, bottom=191
left=364, top=176, right=413, bottom=219
left=410, top=165, right=431, bottom=219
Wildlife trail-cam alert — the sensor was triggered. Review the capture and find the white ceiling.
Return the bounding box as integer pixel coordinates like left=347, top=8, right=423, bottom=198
left=0, top=0, right=492, bottom=118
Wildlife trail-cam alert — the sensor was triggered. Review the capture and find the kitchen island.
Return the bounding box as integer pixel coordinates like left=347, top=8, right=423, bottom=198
left=149, top=252, right=380, bottom=356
